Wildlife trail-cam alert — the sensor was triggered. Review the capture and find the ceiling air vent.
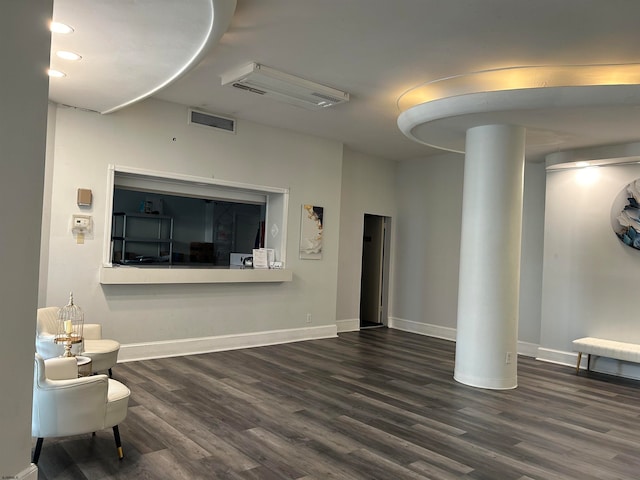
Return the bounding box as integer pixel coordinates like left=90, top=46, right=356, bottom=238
left=221, top=63, right=349, bottom=110
left=188, top=108, right=236, bottom=134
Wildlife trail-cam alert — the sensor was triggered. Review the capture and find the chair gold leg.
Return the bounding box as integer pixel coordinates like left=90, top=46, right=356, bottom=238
left=576, top=352, right=582, bottom=374
left=113, top=425, right=124, bottom=460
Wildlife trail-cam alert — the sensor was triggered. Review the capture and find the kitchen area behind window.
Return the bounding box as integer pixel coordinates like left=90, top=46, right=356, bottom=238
left=111, top=188, right=265, bottom=267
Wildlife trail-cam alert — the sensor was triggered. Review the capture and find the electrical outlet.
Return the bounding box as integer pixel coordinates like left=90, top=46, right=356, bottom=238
left=505, top=352, right=513, bottom=364
left=306, top=313, right=312, bottom=323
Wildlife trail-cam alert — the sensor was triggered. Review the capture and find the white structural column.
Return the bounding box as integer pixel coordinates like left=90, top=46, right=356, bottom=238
left=454, top=124, right=525, bottom=390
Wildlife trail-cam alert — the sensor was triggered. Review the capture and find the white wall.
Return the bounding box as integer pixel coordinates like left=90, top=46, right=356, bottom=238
left=41, top=74, right=554, bottom=381
left=336, top=147, right=397, bottom=330
left=519, top=161, right=546, bottom=347
left=391, top=153, right=464, bottom=338
left=43, top=99, right=344, bottom=357
left=39, top=105, right=56, bottom=306
left=1, top=2, right=51, bottom=478
left=539, top=162, right=640, bottom=377
left=391, top=154, right=546, bottom=353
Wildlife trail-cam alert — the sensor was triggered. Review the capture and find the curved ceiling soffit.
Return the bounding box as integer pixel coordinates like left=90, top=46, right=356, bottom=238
left=103, top=0, right=237, bottom=114
left=397, top=64, right=640, bottom=154
left=49, top=0, right=237, bottom=115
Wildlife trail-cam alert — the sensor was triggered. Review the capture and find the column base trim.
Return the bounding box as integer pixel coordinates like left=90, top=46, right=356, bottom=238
left=454, top=372, right=518, bottom=390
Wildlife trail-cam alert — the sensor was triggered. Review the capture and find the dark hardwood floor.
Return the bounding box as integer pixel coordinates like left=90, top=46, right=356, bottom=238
left=36, top=328, right=640, bottom=479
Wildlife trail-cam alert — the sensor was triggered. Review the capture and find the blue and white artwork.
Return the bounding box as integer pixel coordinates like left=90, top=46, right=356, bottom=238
left=612, top=178, right=640, bottom=250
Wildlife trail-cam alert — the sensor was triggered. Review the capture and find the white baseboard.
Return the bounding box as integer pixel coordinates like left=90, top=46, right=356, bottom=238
left=536, top=347, right=577, bottom=367
left=537, top=347, right=640, bottom=380
left=116, top=318, right=640, bottom=382
left=388, top=317, right=539, bottom=358
left=389, top=316, right=457, bottom=341
left=336, top=318, right=359, bottom=333
left=118, top=324, right=338, bottom=362
left=11, top=464, right=38, bottom=480
left=117, top=316, right=546, bottom=364
left=517, top=340, right=540, bottom=358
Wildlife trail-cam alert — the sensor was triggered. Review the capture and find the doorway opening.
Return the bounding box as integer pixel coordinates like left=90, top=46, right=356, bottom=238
left=359, top=214, right=391, bottom=329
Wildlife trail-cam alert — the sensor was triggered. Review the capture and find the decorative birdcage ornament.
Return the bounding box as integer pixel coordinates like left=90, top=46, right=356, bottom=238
left=54, top=292, right=84, bottom=357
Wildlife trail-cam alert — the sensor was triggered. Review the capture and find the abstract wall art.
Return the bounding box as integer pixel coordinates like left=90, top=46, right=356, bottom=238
left=300, top=204, right=323, bottom=259
left=611, top=178, right=640, bottom=250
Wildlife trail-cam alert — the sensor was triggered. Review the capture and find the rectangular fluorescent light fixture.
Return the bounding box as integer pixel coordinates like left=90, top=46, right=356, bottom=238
left=221, top=63, right=349, bottom=110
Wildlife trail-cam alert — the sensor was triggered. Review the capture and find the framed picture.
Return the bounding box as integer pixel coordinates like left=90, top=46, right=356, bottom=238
left=300, top=204, right=323, bottom=259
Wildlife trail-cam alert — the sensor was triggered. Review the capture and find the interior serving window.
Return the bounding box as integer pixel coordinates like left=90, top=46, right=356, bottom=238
left=104, top=166, right=288, bottom=270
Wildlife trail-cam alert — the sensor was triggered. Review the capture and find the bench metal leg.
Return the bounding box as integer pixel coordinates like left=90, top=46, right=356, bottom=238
left=587, top=353, right=591, bottom=372
left=576, top=352, right=582, bottom=374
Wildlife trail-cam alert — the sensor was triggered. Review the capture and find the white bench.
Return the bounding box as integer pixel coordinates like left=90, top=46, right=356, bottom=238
left=572, top=337, right=640, bottom=373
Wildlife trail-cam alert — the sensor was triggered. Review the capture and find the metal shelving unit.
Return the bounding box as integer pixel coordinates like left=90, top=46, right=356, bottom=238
left=111, top=212, right=173, bottom=264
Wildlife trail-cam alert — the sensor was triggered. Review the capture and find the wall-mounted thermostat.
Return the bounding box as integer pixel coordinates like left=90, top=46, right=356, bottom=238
left=71, top=214, right=92, bottom=234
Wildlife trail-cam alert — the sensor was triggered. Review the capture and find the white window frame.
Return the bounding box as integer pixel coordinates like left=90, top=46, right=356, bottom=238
left=100, top=165, right=291, bottom=284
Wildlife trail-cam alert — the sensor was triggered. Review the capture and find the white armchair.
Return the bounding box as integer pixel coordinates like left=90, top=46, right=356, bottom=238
left=36, top=306, right=121, bottom=377
left=32, top=354, right=130, bottom=464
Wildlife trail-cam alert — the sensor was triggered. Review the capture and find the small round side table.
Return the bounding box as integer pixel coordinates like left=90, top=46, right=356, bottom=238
left=76, top=355, right=92, bottom=377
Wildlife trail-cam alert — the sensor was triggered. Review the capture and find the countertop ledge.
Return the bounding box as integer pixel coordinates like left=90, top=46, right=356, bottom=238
left=99, top=266, right=293, bottom=284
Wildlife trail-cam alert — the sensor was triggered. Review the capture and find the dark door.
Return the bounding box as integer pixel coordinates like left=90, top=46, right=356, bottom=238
left=360, top=214, right=386, bottom=328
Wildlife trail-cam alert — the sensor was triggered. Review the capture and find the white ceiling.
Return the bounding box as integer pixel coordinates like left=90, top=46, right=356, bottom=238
left=49, top=0, right=640, bottom=162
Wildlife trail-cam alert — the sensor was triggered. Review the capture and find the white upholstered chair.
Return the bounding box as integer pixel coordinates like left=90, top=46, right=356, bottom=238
left=32, top=354, right=130, bottom=464
left=36, top=306, right=121, bottom=377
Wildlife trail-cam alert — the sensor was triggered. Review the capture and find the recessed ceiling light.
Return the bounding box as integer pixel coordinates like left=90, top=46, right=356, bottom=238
left=50, top=22, right=74, bottom=34
left=47, top=69, right=66, bottom=78
left=56, top=51, right=82, bottom=61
